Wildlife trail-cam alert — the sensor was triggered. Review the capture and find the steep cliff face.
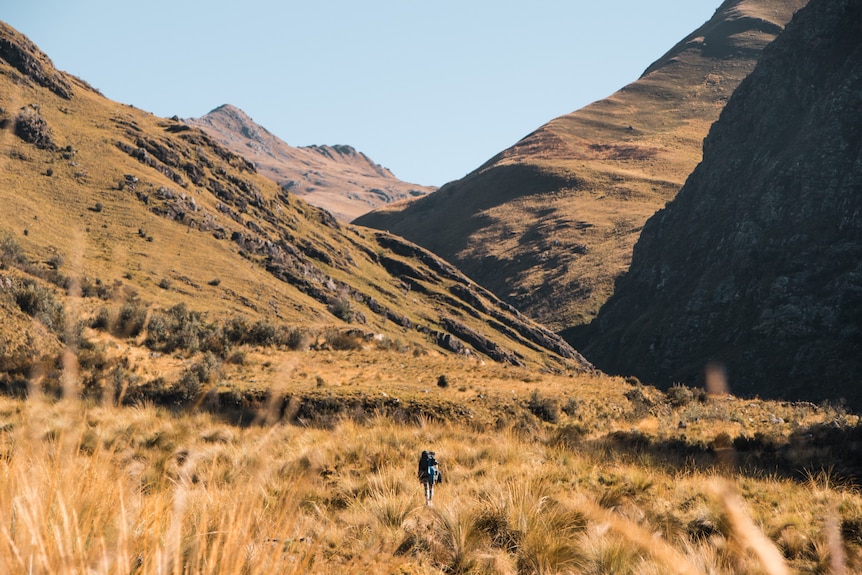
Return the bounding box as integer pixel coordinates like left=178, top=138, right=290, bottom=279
left=577, top=0, right=862, bottom=405
left=356, top=0, right=806, bottom=331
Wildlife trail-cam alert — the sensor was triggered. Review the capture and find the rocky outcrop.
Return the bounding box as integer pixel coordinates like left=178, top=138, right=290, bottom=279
left=577, top=0, right=862, bottom=406
left=14, top=104, right=55, bottom=149
left=0, top=21, right=73, bottom=99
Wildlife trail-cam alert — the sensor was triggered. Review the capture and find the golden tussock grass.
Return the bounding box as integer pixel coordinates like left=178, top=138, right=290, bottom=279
left=1, top=365, right=861, bottom=574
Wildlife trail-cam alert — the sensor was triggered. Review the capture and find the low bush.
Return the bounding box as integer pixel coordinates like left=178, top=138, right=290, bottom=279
left=528, top=389, right=560, bottom=424
left=667, top=384, right=706, bottom=408
left=327, top=331, right=363, bottom=351
left=249, top=320, right=278, bottom=346
left=10, top=277, right=65, bottom=337
left=327, top=296, right=353, bottom=322
left=284, top=327, right=310, bottom=350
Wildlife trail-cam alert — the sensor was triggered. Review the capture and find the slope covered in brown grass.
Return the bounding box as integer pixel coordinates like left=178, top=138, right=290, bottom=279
left=0, top=18, right=588, bottom=400
left=356, top=0, right=807, bottom=331
left=186, top=104, right=433, bottom=222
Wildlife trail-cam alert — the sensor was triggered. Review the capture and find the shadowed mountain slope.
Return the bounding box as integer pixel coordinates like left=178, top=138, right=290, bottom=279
left=0, top=20, right=589, bottom=384
left=355, top=0, right=806, bottom=331
left=575, top=0, right=862, bottom=406
left=186, top=105, right=433, bottom=222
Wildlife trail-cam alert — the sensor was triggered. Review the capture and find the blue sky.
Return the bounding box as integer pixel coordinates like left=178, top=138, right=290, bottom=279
left=3, top=1, right=716, bottom=187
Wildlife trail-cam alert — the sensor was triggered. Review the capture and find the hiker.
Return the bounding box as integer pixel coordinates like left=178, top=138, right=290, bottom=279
left=418, top=450, right=442, bottom=505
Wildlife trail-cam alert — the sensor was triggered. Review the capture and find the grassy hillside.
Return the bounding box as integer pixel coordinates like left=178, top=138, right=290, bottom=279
left=356, top=0, right=807, bottom=331
left=0, top=18, right=587, bottom=398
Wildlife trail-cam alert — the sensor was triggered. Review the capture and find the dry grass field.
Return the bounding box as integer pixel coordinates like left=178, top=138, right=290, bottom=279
left=2, top=345, right=862, bottom=574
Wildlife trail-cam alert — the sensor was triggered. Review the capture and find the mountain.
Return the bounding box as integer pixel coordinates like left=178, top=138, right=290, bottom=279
left=0, top=19, right=590, bottom=388
left=575, top=0, right=862, bottom=406
left=355, top=0, right=807, bottom=331
left=185, top=104, right=433, bottom=222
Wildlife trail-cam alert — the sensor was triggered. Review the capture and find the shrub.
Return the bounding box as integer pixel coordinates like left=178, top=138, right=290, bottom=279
left=116, top=302, right=147, bottom=337
left=551, top=423, right=588, bottom=449
left=224, top=316, right=251, bottom=344
left=249, top=320, right=278, bottom=346
left=284, top=327, right=310, bottom=350
left=527, top=389, right=560, bottom=424
left=144, top=310, right=170, bottom=345
left=79, top=277, right=110, bottom=299
left=176, top=370, right=201, bottom=403
left=46, top=254, right=63, bottom=270
left=225, top=350, right=246, bottom=365
left=561, top=397, right=579, bottom=417
left=327, top=297, right=353, bottom=322
left=327, top=332, right=362, bottom=351
left=158, top=278, right=172, bottom=290
left=91, top=307, right=111, bottom=330
left=11, top=278, right=65, bottom=336
left=667, top=384, right=706, bottom=408
left=169, top=307, right=205, bottom=353
left=437, top=375, right=450, bottom=388
left=145, top=303, right=207, bottom=353
left=191, top=351, right=222, bottom=384
left=176, top=352, right=222, bottom=403
left=1, top=236, right=28, bottom=266
left=197, top=323, right=228, bottom=357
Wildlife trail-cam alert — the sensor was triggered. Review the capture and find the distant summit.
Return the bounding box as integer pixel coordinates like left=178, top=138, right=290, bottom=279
left=186, top=104, right=433, bottom=221
left=356, top=0, right=807, bottom=331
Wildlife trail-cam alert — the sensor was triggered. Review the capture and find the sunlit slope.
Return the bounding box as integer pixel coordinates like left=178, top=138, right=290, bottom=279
left=0, top=19, right=587, bottom=375
left=356, top=0, right=806, bottom=331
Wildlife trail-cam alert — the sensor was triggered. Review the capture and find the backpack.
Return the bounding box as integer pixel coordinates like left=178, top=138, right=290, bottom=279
left=427, top=454, right=439, bottom=484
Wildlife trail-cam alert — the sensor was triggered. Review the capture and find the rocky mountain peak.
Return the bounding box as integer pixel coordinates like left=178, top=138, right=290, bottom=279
left=185, top=104, right=433, bottom=222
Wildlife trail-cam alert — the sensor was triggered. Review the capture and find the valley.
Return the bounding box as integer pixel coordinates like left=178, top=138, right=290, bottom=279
left=1, top=0, right=861, bottom=572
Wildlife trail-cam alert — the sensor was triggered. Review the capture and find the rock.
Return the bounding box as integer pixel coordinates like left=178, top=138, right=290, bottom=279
left=14, top=106, right=55, bottom=150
